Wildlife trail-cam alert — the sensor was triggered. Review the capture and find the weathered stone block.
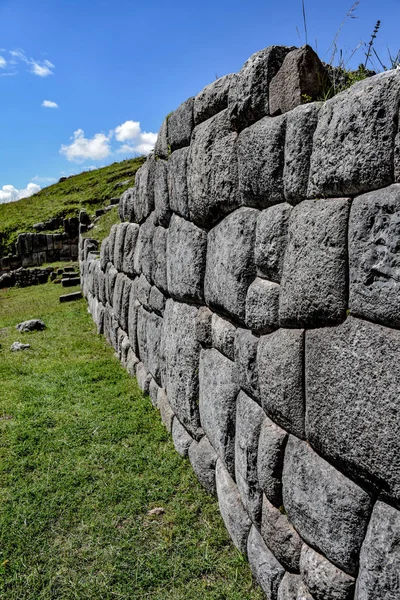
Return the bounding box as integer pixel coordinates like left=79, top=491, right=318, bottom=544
left=300, top=544, right=355, bottom=600
left=166, top=214, right=207, bottom=303
left=306, top=317, right=400, bottom=505
left=128, top=291, right=139, bottom=355
left=247, top=525, right=285, bottom=600
left=133, top=156, right=156, bottom=223
left=136, top=307, right=163, bottom=383
left=154, top=117, right=169, bottom=159
left=171, top=417, right=193, bottom=457
left=168, top=96, right=194, bottom=152
left=277, top=574, right=305, bottom=600
left=308, top=70, right=400, bottom=198
left=237, top=115, right=286, bottom=208
left=100, top=238, right=110, bottom=272
left=199, top=348, right=239, bottom=476
left=119, top=276, right=131, bottom=332
left=119, top=187, right=135, bottom=222
left=152, top=226, right=168, bottom=293
left=167, top=147, right=190, bottom=219
left=245, top=278, right=280, bottom=333
left=112, top=272, right=125, bottom=319
left=162, top=300, right=201, bottom=438
left=257, top=416, right=288, bottom=508
left=136, top=273, right=151, bottom=310
left=122, top=223, right=139, bottom=275
left=234, top=328, right=259, bottom=400
left=261, top=495, right=302, bottom=573
left=204, top=208, right=258, bottom=322
left=148, top=286, right=165, bottom=316
left=157, top=387, right=174, bottom=432
left=196, top=306, right=213, bottom=347
left=133, top=213, right=155, bottom=282
left=258, top=328, right=304, bottom=438
left=108, top=224, right=118, bottom=262
left=135, top=361, right=151, bottom=394
left=282, top=436, right=373, bottom=575
left=126, top=346, right=139, bottom=378
left=194, top=73, right=235, bottom=125
left=148, top=376, right=160, bottom=408
left=228, top=45, right=294, bottom=131
left=154, top=159, right=171, bottom=226
left=187, top=109, right=240, bottom=228
left=284, top=102, right=320, bottom=202
left=255, top=203, right=292, bottom=282
left=349, top=184, right=400, bottom=328
left=356, top=501, right=400, bottom=600
left=215, top=459, right=252, bottom=553
left=188, top=435, right=218, bottom=495
left=279, top=198, right=350, bottom=328
left=211, top=313, right=236, bottom=360
left=235, top=391, right=265, bottom=523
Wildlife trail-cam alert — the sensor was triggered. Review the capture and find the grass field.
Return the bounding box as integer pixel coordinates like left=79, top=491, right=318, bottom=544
left=0, top=280, right=263, bottom=600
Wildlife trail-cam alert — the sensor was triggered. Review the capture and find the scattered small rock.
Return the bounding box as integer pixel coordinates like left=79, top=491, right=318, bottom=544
left=11, top=342, right=30, bottom=352
left=16, top=319, right=46, bottom=333
left=147, top=507, right=165, bottom=516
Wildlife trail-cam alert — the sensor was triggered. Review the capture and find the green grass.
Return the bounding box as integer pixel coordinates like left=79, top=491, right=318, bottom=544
left=82, top=206, right=121, bottom=244
left=0, top=282, right=263, bottom=600
left=0, top=157, right=145, bottom=256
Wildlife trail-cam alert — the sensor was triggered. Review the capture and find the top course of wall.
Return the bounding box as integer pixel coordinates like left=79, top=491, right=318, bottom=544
left=82, top=44, right=400, bottom=600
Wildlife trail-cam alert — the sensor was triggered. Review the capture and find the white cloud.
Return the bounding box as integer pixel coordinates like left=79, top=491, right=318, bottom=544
left=114, top=121, right=157, bottom=156
left=115, top=120, right=141, bottom=142
left=42, top=100, right=59, bottom=108
left=60, top=129, right=111, bottom=162
left=0, top=56, right=6, bottom=68
left=0, top=182, right=41, bottom=204
left=6, top=49, right=54, bottom=77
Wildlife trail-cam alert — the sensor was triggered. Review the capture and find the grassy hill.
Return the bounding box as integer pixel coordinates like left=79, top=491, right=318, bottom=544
left=0, top=157, right=145, bottom=256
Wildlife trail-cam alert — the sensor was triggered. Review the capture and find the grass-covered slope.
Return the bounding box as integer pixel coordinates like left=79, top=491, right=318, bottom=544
left=0, top=157, right=145, bottom=256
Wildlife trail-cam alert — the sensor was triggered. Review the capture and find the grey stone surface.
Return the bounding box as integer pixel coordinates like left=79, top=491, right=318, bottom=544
left=107, top=224, right=118, bottom=261
left=277, top=574, right=303, bottom=600
left=136, top=307, right=162, bottom=384
left=148, top=285, right=165, bottom=316
left=16, top=319, right=46, bottom=332
left=282, top=436, right=373, bottom=575
left=154, top=159, right=171, bottom=227
left=356, top=501, right=400, bottom=600
left=100, top=238, right=110, bottom=272
left=133, top=213, right=155, bottom=282
left=306, top=317, right=400, bottom=506
left=122, top=223, right=139, bottom=275
left=199, top=348, right=239, bottom=477
left=279, top=198, right=350, bottom=328
left=136, top=361, right=151, bottom=394
left=136, top=274, right=151, bottom=310
left=247, top=525, right=285, bottom=600
left=245, top=277, right=280, bottom=333
left=237, top=115, right=286, bottom=208
left=235, top=391, right=265, bottom=523
left=211, top=313, right=236, bottom=360
left=157, top=387, right=174, bottom=432
left=308, top=70, right=400, bottom=198
left=255, top=203, right=292, bottom=282
left=113, top=272, right=126, bottom=321
left=301, top=544, right=355, bottom=600
left=284, top=103, right=321, bottom=202
left=119, top=276, right=131, bottom=332
left=167, top=147, right=190, bottom=219
left=234, top=328, right=259, bottom=400
left=349, top=184, right=400, bottom=328
left=168, top=96, right=194, bottom=152
left=194, top=73, right=235, bottom=125
left=196, top=306, right=213, bottom=347
left=228, top=45, right=294, bottom=131
left=154, top=117, right=169, bottom=159
left=188, top=435, right=218, bottom=495
left=126, top=346, right=139, bottom=378
left=152, top=226, right=168, bottom=293
left=262, top=495, right=302, bottom=573
left=171, top=417, right=193, bottom=457
left=162, top=300, right=201, bottom=438
left=113, top=222, right=129, bottom=272
left=133, top=157, right=156, bottom=223
left=119, top=187, right=135, bottom=222
left=204, top=208, right=258, bottom=322
left=269, top=45, right=329, bottom=116
left=258, top=328, right=304, bottom=438
left=166, top=214, right=207, bottom=303
left=148, top=376, right=160, bottom=408
left=215, top=459, right=252, bottom=553
left=258, top=416, right=288, bottom=508
left=187, top=109, right=240, bottom=228
left=10, top=341, right=30, bottom=351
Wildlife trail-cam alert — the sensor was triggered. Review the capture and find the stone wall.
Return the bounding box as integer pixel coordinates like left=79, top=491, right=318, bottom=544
left=80, top=45, right=400, bottom=600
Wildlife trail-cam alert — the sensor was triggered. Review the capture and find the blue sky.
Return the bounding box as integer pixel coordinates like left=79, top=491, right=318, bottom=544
left=0, top=0, right=398, bottom=202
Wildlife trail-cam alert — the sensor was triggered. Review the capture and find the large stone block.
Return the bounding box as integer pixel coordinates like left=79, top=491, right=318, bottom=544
left=152, top=226, right=168, bottom=293
left=168, top=96, right=194, bottom=152
left=133, top=213, right=155, bottom=282
left=154, top=159, right=171, bottom=226
left=128, top=288, right=139, bottom=356
left=283, top=102, right=320, bottom=203
left=237, top=115, right=286, bottom=208
left=188, top=435, right=218, bottom=496
left=122, top=223, right=139, bottom=276
left=306, top=316, right=400, bottom=505
left=211, top=313, right=236, bottom=360
left=257, top=416, right=288, bottom=508
left=135, top=273, right=151, bottom=310
left=261, top=495, right=303, bottom=573
left=187, top=109, right=240, bottom=228
left=133, top=156, right=156, bottom=223
left=196, top=306, right=213, bottom=347
left=228, top=45, right=294, bottom=131
left=157, top=387, right=174, bottom=432
left=269, top=45, right=329, bottom=116
left=119, top=276, right=131, bottom=332
left=171, top=417, right=193, bottom=457
left=349, top=184, right=400, bottom=328
left=235, top=391, right=265, bottom=523
left=308, top=70, right=400, bottom=198
left=282, top=436, right=373, bottom=575
left=148, top=285, right=165, bottom=316
left=199, top=348, right=239, bottom=476
left=245, top=277, right=280, bottom=333
left=136, top=307, right=163, bottom=384
left=194, top=73, right=235, bottom=125
left=300, top=544, right=355, bottom=600
left=167, top=147, right=190, bottom=219
left=166, top=214, right=207, bottom=303
left=247, top=525, right=285, bottom=600
left=258, top=328, right=304, bottom=438
left=108, top=224, right=118, bottom=262
left=154, top=117, right=169, bottom=159
left=119, top=187, right=135, bottom=222
left=204, top=208, right=258, bottom=322
left=355, top=501, right=400, bottom=600
left=255, top=203, right=292, bottom=283
left=277, top=574, right=307, bottom=600
left=234, top=328, right=259, bottom=400
left=162, top=300, right=201, bottom=438
left=279, top=198, right=350, bottom=328
left=215, top=459, right=252, bottom=553
left=100, top=238, right=110, bottom=272
left=112, top=272, right=126, bottom=320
